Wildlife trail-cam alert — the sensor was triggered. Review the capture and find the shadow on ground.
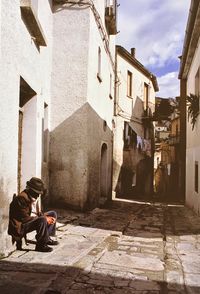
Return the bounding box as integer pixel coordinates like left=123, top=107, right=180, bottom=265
left=0, top=259, right=198, bottom=293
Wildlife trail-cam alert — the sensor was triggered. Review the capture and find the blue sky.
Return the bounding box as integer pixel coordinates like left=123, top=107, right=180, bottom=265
left=117, top=0, right=191, bottom=98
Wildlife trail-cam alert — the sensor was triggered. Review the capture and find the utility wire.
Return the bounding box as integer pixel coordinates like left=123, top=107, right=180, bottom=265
left=56, top=0, right=116, bottom=72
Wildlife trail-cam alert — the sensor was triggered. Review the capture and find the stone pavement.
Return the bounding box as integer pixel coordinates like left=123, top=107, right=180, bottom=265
left=1, top=199, right=200, bottom=294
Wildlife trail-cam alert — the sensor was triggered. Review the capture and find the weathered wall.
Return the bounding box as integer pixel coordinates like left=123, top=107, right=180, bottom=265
left=86, top=0, right=114, bottom=206
left=186, top=37, right=200, bottom=214
left=113, top=52, right=156, bottom=198
left=0, top=0, right=53, bottom=256
left=50, top=1, right=115, bottom=210
left=50, top=3, right=90, bottom=209
left=0, top=0, right=20, bottom=256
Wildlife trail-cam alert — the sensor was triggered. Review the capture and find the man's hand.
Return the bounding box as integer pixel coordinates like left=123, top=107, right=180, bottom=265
left=46, top=216, right=56, bottom=225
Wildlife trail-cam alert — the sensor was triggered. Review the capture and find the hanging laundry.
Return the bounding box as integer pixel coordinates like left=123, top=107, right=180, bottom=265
left=137, top=135, right=143, bottom=151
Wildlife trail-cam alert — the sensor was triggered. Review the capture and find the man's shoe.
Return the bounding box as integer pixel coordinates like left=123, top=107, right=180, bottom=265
left=35, top=244, right=53, bottom=252
left=47, top=238, right=59, bottom=246
left=16, top=240, right=22, bottom=250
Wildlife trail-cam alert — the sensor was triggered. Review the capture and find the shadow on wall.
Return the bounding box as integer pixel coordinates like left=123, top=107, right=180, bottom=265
left=114, top=156, right=153, bottom=200
left=154, top=162, right=182, bottom=203
left=113, top=96, right=154, bottom=200
left=49, top=102, right=113, bottom=211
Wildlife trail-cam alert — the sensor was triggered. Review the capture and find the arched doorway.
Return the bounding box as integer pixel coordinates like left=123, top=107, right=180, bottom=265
left=100, top=143, right=108, bottom=204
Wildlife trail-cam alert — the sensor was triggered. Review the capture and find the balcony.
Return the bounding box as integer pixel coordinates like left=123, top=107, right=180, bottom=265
left=105, top=1, right=117, bottom=35
left=142, top=107, right=154, bottom=126
left=168, top=133, right=180, bottom=145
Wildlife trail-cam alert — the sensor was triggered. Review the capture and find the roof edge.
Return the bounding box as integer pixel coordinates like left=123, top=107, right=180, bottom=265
left=179, top=0, right=200, bottom=79
left=116, top=45, right=159, bottom=92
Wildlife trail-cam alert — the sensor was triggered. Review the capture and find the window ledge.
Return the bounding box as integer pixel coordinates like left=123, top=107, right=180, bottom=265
left=97, top=73, right=102, bottom=83
left=127, top=95, right=133, bottom=99
left=20, top=0, right=47, bottom=46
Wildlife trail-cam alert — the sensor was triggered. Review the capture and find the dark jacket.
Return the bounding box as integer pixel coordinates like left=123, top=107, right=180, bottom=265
left=8, top=191, right=36, bottom=242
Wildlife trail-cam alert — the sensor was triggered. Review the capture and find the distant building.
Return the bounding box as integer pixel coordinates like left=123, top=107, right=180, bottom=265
left=179, top=0, right=200, bottom=214
left=154, top=97, right=181, bottom=201
left=112, top=46, right=159, bottom=199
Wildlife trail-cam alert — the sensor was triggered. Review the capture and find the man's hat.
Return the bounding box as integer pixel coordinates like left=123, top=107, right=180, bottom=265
left=26, top=177, right=45, bottom=194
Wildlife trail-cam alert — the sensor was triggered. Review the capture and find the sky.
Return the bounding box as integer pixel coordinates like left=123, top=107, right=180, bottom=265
left=117, top=0, right=191, bottom=98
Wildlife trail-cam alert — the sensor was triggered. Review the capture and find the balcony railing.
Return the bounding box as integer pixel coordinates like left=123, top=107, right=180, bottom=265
left=105, top=0, right=117, bottom=35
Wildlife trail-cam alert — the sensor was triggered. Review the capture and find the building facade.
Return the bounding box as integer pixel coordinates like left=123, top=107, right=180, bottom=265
left=179, top=0, right=200, bottom=214
left=0, top=0, right=53, bottom=256
left=113, top=46, right=158, bottom=199
left=0, top=0, right=117, bottom=256
left=50, top=0, right=117, bottom=210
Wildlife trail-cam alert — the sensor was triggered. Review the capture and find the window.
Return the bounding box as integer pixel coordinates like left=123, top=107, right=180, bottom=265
left=144, top=83, right=149, bottom=110
left=97, top=47, right=102, bottom=82
left=195, top=161, right=198, bottom=193
left=109, top=73, right=113, bottom=99
left=20, top=0, right=46, bottom=47
left=127, top=71, right=132, bottom=97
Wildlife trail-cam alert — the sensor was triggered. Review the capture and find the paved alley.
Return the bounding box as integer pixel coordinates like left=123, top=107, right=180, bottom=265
left=1, top=199, right=200, bottom=294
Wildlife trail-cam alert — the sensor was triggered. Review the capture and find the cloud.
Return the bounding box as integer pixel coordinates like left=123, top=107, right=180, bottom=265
left=157, top=72, right=179, bottom=98
left=117, top=0, right=190, bottom=71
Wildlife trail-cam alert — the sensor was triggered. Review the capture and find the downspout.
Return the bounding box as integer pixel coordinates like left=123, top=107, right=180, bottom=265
left=114, top=46, right=118, bottom=116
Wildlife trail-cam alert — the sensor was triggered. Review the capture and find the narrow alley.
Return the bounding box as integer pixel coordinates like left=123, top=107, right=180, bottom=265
left=1, top=199, right=200, bottom=294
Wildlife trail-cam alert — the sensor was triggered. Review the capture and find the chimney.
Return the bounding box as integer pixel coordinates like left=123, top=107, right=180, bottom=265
left=131, top=48, right=135, bottom=58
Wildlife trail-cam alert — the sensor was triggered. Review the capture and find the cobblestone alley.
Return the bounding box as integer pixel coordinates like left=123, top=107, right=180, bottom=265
left=1, top=199, right=200, bottom=294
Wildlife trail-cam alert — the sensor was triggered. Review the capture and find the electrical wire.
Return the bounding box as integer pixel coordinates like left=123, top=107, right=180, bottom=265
left=55, top=0, right=116, bottom=73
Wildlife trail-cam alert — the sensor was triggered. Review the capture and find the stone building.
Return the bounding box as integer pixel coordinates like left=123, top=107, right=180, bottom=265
left=179, top=0, right=200, bottom=214
left=0, top=0, right=117, bottom=256
left=112, top=46, right=159, bottom=199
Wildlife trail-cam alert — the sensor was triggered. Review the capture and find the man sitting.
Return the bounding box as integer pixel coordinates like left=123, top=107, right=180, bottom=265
left=8, top=177, right=58, bottom=252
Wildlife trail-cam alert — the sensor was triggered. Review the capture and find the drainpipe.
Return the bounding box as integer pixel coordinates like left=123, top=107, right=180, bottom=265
left=114, top=47, right=118, bottom=116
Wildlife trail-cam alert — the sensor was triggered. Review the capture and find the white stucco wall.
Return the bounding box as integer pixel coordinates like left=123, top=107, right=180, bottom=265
left=50, top=3, right=90, bottom=209
left=113, top=51, right=156, bottom=197
left=0, top=0, right=53, bottom=256
left=185, top=37, right=200, bottom=214
left=0, top=0, right=116, bottom=256
left=0, top=0, right=20, bottom=256
left=18, top=0, right=53, bottom=188
left=87, top=0, right=115, bottom=130
left=117, top=54, right=155, bottom=121
left=86, top=0, right=115, bottom=205
left=50, top=1, right=115, bottom=209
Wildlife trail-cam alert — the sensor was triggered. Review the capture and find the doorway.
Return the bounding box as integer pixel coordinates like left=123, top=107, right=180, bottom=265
left=18, top=77, right=36, bottom=192
left=100, top=143, right=108, bottom=204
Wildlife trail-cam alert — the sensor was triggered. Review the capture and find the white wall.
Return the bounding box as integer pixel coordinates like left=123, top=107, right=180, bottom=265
left=0, top=0, right=20, bottom=256
left=50, top=1, right=115, bottom=209
left=50, top=3, right=90, bottom=209
left=186, top=37, right=200, bottom=214
left=0, top=0, right=53, bottom=256
left=21, top=97, right=37, bottom=188
left=113, top=51, right=156, bottom=196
